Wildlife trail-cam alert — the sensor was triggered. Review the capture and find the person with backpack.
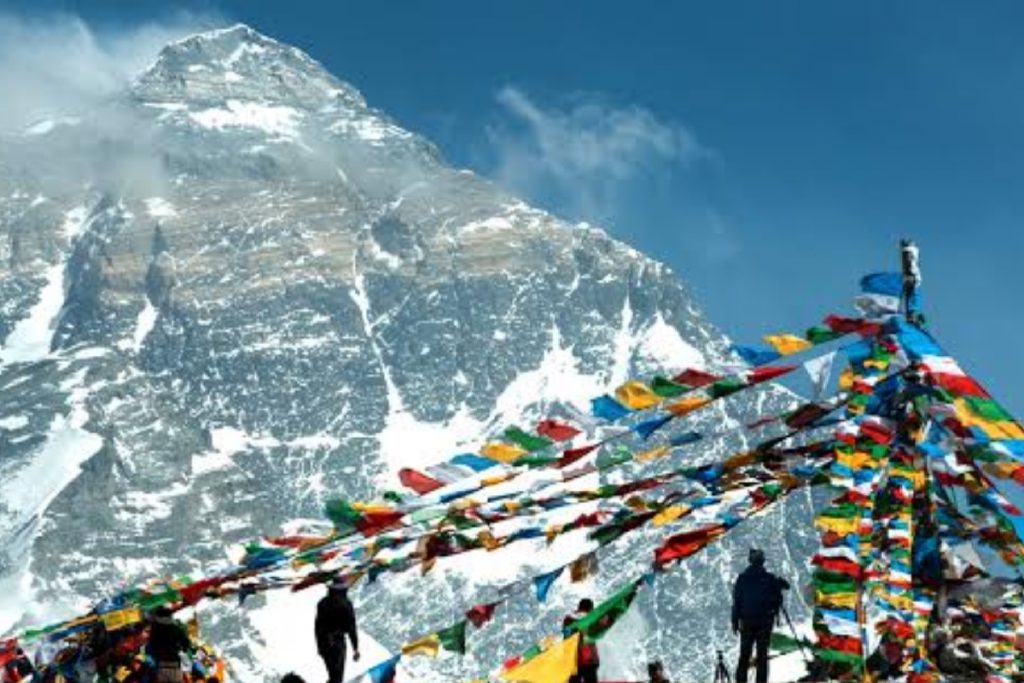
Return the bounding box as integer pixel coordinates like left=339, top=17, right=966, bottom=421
left=563, top=598, right=604, bottom=683
left=315, top=579, right=360, bottom=683
left=732, top=548, right=790, bottom=683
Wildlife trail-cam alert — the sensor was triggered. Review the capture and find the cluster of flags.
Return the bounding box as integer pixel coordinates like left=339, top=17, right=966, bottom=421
left=10, top=263, right=1024, bottom=683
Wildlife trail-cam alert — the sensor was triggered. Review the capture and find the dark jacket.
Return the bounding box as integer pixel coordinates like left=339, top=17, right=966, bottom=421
left=315, top=590, right=359, bottom=654
left=732, top=565, right=789, bottom=631
left=147, top=614, right=191, bottom=663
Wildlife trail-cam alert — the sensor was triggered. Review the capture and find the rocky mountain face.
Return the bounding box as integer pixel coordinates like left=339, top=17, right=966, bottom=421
left=0, top=25, right=818, bottom=681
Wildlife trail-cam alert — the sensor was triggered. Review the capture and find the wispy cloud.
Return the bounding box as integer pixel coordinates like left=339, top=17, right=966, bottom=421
left=485, top=86, right=709, bottom=226
left=0, top=11, right=220, bottom=133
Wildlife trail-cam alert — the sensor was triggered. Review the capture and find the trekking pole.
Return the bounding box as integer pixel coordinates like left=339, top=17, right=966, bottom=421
left=781, top=605, right=811, bottom=664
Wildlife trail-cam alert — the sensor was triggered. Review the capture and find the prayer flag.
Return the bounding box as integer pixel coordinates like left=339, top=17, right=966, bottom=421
left=367, top=655, right=400, bottom=683
left=480, top=442, right=528, bottom=463
left=466, top=602, right=500, bottom=628
left=499, top=633, right=579, bottom=683
left=615, top=381, right=662, bottom=410
left=536, top=419, right=580, bottom=442
left=591, top=395, right=630, bottom=421
left=534, top=567, right=563, bottom=602
left=399, top=468, right=444, bottom=495
left=764, top=333, right=813, bottom=356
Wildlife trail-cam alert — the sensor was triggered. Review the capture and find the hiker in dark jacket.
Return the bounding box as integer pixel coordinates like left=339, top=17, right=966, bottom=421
left=732, top=548, right=790, bottom=683
left=147, top=607, right=191, bottom=683
left=647, top=660, right=671, bottom=683
left=315, top=580, right=360, bottom=683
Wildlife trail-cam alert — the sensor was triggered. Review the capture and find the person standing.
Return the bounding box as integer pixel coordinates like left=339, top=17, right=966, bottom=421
left=315, top=579, right=360, bottom=683
left=647, top=660, right=671, bottom=683
left=732, top=548, right=790, bottom=683
left=563, top=598, right=602, bottom=683
left=147, top=607, right=192, bottom=683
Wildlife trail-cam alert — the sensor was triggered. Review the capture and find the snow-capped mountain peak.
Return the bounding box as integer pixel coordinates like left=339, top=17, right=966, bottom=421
left=0, top=25, right=814, bottom=683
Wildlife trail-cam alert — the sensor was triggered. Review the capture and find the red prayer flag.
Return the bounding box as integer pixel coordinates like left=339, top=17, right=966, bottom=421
left=671, top=368, right=719, bottom=388
left=817, top=634, right=862, bottom=655
left=356, top=510, right=404, bottom=535
left=930, top=373, right=988, bottom=397
left=399, top=468, right=444, bottom=495
left=824, top=315, right=881, bottom=337
left=654, top=525, right=723, bottom=566
left=749, top=365, right=796, bottom=384
left=466, top=601, right=500, bottom=628
left=558, top=443, right=599, bottom=467
left=536, top=419, right=581, bottom=442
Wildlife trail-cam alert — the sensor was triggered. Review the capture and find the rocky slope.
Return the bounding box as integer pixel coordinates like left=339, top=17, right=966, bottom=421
left=0, top=25, right=818, bottom=681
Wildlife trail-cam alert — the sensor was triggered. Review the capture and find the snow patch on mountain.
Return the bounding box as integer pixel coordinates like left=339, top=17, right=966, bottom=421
left=144, top=197, right=178, bottom=218
left=189, top=100, right=302, bottom=140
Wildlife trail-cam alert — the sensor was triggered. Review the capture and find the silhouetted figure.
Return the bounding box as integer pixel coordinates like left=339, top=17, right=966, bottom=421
left=280, top=675, right=306, bottom=683
left=563, top=598, right=601, bottom=683
left=147, top=607, right=191, bottom=683
left=315, top=580, right=360, bottom=683
left=648, top=660, right=671, bottom=683
left=732, top=549, right=789, bottom=683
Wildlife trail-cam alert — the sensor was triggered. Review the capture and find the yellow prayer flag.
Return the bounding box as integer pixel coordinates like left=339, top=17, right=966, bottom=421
left=653, top=505, right=690, bottom=527
left=815, top=591, right=858, bottom=609
left=814, top=515, right=859, bottom=536
left=636, top=445, right=670, bottom=462
left=481, top=442, right=528, bottom=463
left=763, top=333, right=812, bottom=356
left=500, top=633, right=580, bottom=683
left=838, top=367, right=855, bottom=390
left=481, top=472, right=513, bottom=486
left=102, top=608, right=142, bottom=631
left=402, top=634, right=441, bottom=658
left=666, top=396, right=711, bottom=417
left=724, top=452, right=756, bottom=470
left=615, top=381, right=662, bottom=410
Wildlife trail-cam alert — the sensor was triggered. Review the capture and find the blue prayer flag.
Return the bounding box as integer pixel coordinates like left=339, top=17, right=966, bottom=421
left=534, top=567, right=563, bottom=602
left=591, top=395, right=630, bottom=421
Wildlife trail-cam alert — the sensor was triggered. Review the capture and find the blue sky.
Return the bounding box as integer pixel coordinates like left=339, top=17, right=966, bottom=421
left=3, top=1, right=1023, bottom=415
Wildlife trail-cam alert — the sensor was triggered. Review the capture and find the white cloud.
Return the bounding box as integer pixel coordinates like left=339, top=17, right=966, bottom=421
left=486, top=86, right=709, bottom=225
left=0, top=11, right=220, bottom=133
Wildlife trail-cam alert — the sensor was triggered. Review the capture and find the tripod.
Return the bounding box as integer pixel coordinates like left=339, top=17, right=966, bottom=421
left=713, top=648, right=732, bottom=683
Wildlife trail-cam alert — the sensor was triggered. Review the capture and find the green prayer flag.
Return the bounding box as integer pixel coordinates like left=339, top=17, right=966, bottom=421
left=596, top=445, right=633, bottom=470
left=708, top=377, right=746, bottom=399
left=806, top=326, right=841, bottom=344
left=770, top=632, right=811, bottom=654
left=567, top=579, right=640, bottom=643
left=650, top=376, right=688, bottom=398
left=438, top=621, right=467, bottom=654
left=325, top=499, right=362, bottom=529
left=504, top=426, right=553, bottom=452
left=964, top=396, right=1013, bottom=422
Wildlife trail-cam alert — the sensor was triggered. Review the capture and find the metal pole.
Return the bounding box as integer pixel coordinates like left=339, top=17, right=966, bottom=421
left=781, top=606, right=811, bottom=665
